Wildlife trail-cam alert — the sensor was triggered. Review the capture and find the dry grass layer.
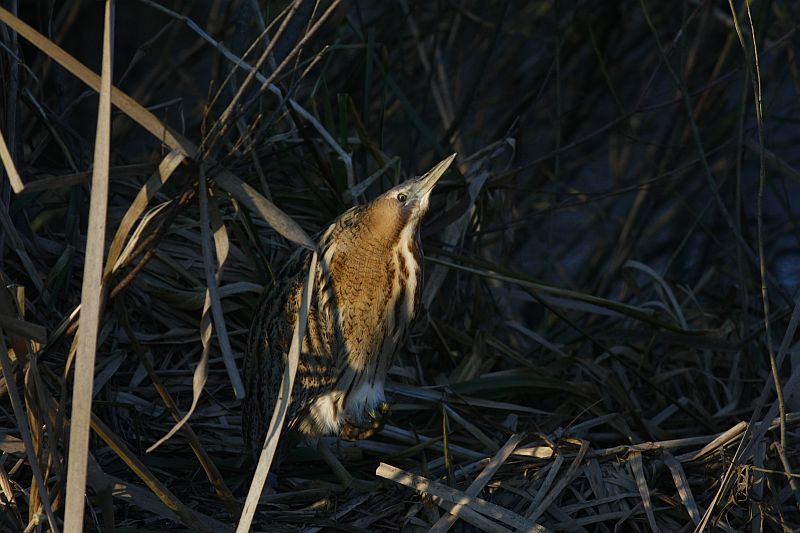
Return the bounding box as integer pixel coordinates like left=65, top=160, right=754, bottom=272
left=1, top=1, right=800, bottom=531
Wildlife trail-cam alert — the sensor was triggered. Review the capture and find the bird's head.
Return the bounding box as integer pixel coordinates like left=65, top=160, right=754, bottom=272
left=362, top=154, right=457, bottom=244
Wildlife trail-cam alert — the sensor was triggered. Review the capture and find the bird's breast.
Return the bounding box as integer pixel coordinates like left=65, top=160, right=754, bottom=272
left=325, top=232, right=414, bottom=361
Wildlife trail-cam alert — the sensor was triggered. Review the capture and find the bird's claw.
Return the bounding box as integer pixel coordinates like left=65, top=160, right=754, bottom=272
left=341, top=402, right=391, bottom=440
left=367, top=401, right=391, bottom=423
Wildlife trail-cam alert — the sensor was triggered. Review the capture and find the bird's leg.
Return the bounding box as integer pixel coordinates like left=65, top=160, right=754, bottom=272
left=316, top=440, right=379, bottom=492
left=340, top=401, right=391, bottom=441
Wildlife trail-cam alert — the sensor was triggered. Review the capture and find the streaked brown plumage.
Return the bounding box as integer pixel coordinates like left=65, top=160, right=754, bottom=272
left=242, top=154, right=456, bottom=453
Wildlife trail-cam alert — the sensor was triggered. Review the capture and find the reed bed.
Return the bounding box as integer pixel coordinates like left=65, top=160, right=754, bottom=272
left=0, top=1, right=798, bottom=531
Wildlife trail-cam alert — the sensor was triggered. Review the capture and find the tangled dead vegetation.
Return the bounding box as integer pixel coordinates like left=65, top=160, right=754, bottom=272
left=0, top=1, right=798, bottom=531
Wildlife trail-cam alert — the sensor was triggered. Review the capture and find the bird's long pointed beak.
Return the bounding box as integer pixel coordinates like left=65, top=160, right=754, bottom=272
left=416, top=153, right=457, bottom=197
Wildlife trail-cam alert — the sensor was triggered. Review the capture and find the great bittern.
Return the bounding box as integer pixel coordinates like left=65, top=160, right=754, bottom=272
left=243, top=154, right=456, bottom=487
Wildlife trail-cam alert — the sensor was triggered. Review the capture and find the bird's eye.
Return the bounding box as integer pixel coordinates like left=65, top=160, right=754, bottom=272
left=397, top=192, right=408, bottom=202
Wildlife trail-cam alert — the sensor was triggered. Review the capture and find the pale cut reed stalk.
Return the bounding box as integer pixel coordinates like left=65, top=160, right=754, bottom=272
left=63, top=2, right=114, bottom=530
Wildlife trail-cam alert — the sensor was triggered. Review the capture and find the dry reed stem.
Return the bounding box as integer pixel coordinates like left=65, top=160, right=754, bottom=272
left=429, top=433, right=523, bottom=533
left=0, top=333, right=59, bottom=532
left=18, top=163, right=155, bottom=193
left=62, top=2, right=113, bottom=529
left=89, top=414, right=213, bottom=532
left=103, top=150, right=185, bottom=278
left=0, top=315, right=46, bottom=344
left=525, top=441, right=589, bottom=524
left=198, top=167, right=245, bottom=398
left=237, top=252, right=319, bottom=532
left=0, top=5, right=312, bottom=249
left=0, top=125, right=22, bottom=193
left=662, top=452, right=701, bottom=525
left=377, top=462, right=548, bottom=532
left=107, top=474, right=233, bottom=531
left=629, top=451, right=659, bottom=533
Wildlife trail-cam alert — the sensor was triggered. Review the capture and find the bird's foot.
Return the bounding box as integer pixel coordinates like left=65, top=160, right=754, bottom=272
left=340, top=401, right=391, bottom=441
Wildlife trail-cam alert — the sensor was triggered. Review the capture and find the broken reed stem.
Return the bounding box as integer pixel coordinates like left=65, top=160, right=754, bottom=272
left=429, top=434, right=523, bottom=533
left=376, top=463, right=548, bottom=532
